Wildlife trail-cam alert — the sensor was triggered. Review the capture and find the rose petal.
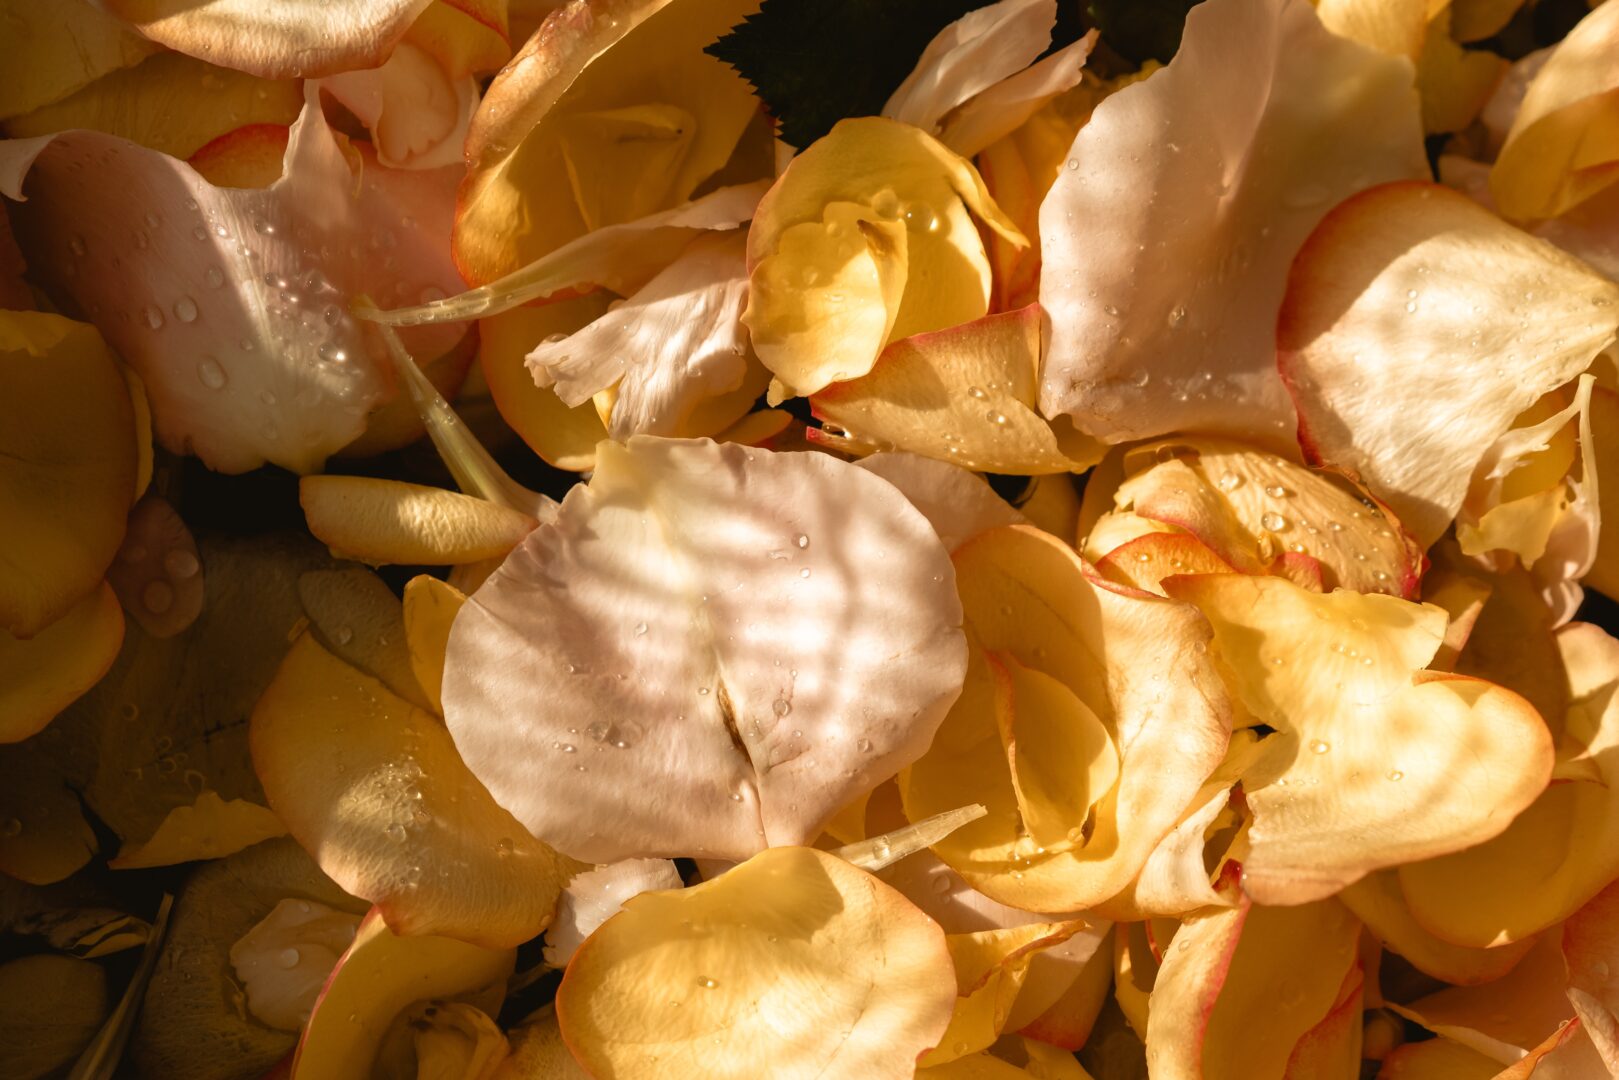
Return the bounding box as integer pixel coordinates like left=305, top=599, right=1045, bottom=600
left=0, top=583, right=123, bottom=744
left=854, top=452, right=1028, bottom=552
left=1163, top=573, right=1553, bottom=904
left=1398, top=621, right=1619, bottom=947
left=1491, top=0, right=1619, bottom=221
left=556, top=845, right=956, bottom=1080
left=1146, top=875, right=1361, bottom=1080
left=109, top=791, right=287, bottom=871
left=881, top=0, right=1056, bottom=137
left=902, top=525, right=1232, bottom=912
left=1095, top=532, right=1237, bottom=596
left=1376, top=1037, right=1502, bottom=1079
left=292, top=907, right=515, bottom=1080
left=1339, top=869, right=1536, bottom=985
left=0, top=311, right=136, bottom=636
left=744, top=116, right=1025, bottom=400
left=935, top=31, right=1098, bottom=160
left=526, top=232, right=754, bottom=439
left=1390, top=933, right=1571, bottom=1065
left=455, top=0, right=762, bottom=286
left=227, top=897, right=361, bottom=1031
left=300, top=476, right=539, bottom=567
left=0, top=0, right=158, bottom=120
left=1, top=92, right=466, bottom=473
left=479, top=296, right=612, bottom=472
left=541, top=858, right=683, bottom=968
left=443, top=436, right=965, bottom=863
left=1038, top=0, right=1426, bottom=445
left=105, top=495, right=204, bottom=639
left=4, top=51, right=302, bottom=160
left=1564, top=876, right=1619, bottom=1072
left=810, top=305, right=1103, bottom=474
left=1277, top=181, right=1619, bottom=545
left=497, top=1007, right=590, bottom=1079
left=402, top=574, right=465, bottom=716
left=252, top=633, right=576, bottom=948
left=319, top=41, right=477, bottom=170
left=97, top=0, right=438, bottom=79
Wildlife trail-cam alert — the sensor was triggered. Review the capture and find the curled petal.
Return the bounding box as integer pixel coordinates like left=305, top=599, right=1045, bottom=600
left=1164, top=573, right=1553, bottom=904
left=251, top=634, right=576, bottom=948
left=1038, top=0, right=1425, bottom=445
left=479, top=297, right=612, bottom=472
left=882, top=0, right=1056, bottom=137
left=455, top=0, right=763, bottom=285
left=556, top=846, right=956, bottom=1080
left=745, top=116, right=1025, bottom=400
left=300, top=476, right=539, bottom=567
left=526, top=232, right=754, bottom=439
left=1278, top=181, right=1619, bottom=545
left=810, top=305, right=1103, bottom=474
left=0, top=311, right=136, bottom=636
left=1399, top=622, right=1619, bottom=947
left=1491, top=0, right=1619, bottom=221
left=1, top=92, right=467, bottom=473
left=319, top=42, right=477, bottom=170
left=292, top=908, right=515, bottom=1080
left=443, top=436, right=966, bottom=863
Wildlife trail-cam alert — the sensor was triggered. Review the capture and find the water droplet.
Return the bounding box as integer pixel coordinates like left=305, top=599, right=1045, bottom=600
left=495, top=837, right=514, bottom=857
left=1264, top=484, right=1289, bottom=498
left=173, top=296, right=199, bottom=323
left=796, top=534, right=809, bottom=549
left=163, top=549, right=200, bottom=579
left=1309, top=740, right=1331, bottom=754
left=385, top=823, right=406, bottom=842
left=1065, top=158, right=1079, bottom=171
left=967, top=385, right=987, bottom=400
left=696, top=976, right=717, bottom=989
left=1405, top=301, right=1418, bottom=313
left=196, top=357, right=228, bottom=390
left=557, top=743, right=577, bottom=753
left=634, top=621, right=648, bottom=636
left=142, top=580, right=175, bottom=613
left=317, top=342, right=348, bottom=363
left=773, top=697, right=792, bottom=718
left=143, top=305, right=165, bottom=330
left=1386, top=769, right=1404, bottom=782
left=856, top=737, right=872, bottom=753
left=276, top=947, right=300, bottom=969
left=204, top=266, right=226, bottom=289
left=1261, top=512, right=1288, bottom=531
left=799, top=567, right=811, bottom=579
left=728, top=792, right=743, bottom=802
left=1166, top=306, right=1187, bottom=329
left=986, top=410, right=1008, bottom=426
left=144, top=211, right=162, bottom=229
left=1217, top=471, right=1243, bottom=492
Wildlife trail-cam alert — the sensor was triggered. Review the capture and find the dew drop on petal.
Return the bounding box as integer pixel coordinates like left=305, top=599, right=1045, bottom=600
left=163, top=550, right=200, bottom=579
left=276, top=947, right=300, bottom=969
left=1261, top=512, right=1287, bottom=532
left=174, top=296, right=199, bottom=323
left=142, top=580, right=175, bottom=614
left=1386, top=769, right=1404, bottom=781
left=143, top=306, right=165, bottom=330
left=197, top=357, right=228, bottom=390
left=1309, top=740, right=1331, bottom=754
left=385, top=823, right=406, bottom=842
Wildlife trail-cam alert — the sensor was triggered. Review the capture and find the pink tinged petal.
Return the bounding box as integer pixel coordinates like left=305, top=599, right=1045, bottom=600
left=318, top=42, right=478, bottom=171
left=525, top=232, right=752, bottom=439
left=882, top=0, right=1057, bottom=136
left=106, top=495, right=203, bottom=639
left=1279, top=182, right=1619, bottom=546
left=442, top=436, right=967, bottom=864
left=97, top=0, right=437, bottom=80
left=1037, top=0, right=1426, bottom=445
left=0, top=92, right=467, bottom=473
left=935, top=30, right=1099, bottom=159
left=541, top=858, right=683, bottom=968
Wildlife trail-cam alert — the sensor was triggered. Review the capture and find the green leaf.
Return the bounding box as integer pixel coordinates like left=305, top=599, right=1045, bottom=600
left=706, top=0, right=991, bottom=150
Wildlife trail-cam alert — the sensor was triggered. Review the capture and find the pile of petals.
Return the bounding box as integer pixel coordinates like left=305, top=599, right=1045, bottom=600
left=7, top=0, right=1619, bottom=1077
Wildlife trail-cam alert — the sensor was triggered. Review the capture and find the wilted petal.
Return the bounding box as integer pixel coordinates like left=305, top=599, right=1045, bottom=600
left=1491, top=0, right=1619, bottom=222
left=455, top=0, right=762, bottom=285
left=1398, top=621, right=1619, bottom=947
left=1163, top=573, right=1553, bottom=904
left=292, top=908, right=514, bottom=1080
left=744, top=117, right=1025, bottom=400
left=300, top=476, right=538, bottom=567
left=443, top=437, right=966, bottom=863
left=1038, top=0, right=1425, bottom=444
left=526, top=232, right=753, bottom=439
left=0, top=311, right=136, bottom=636
left=556, top=846, right=956, bottom=1080
left=1, top=92, right=466, bottom=474
left=810, top=305, right=1103, bottom=474
left=1278, top=181, right=1619, bottom=545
